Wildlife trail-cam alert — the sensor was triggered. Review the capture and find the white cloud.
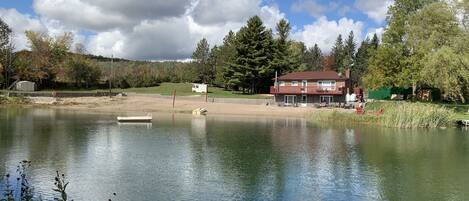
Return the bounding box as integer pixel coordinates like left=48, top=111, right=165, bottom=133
left=87, top=30, right=126, bottom=58
left=291, top=0, right=327, bottom=18
left=191, top=0, right=262, bottom=25
left=1, top=0, right=379, bottom=60
left=292, top=16, right=364, bottom=53
left=33, top=0, right=131, bottom=31
left=0, top=8, right=47, bottom=50
left=24, top=0, right=287, bottom=59
left=33, top=0, right=191, bottom=31
left=365, top=27, right=385, bottom=41
left=259, top=5, right=286, bottom=30
left=354, top=0, right=393, bottom=23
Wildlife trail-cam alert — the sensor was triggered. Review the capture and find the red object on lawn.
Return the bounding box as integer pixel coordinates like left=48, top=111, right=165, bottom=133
left=356, top=107, right=364, bottom=115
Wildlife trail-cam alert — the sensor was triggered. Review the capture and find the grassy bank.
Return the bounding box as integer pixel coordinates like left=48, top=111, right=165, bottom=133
left=309, top=102, right=458, bottom=128
left=123, top=83, right=271, bottom=99
left=0, top=96, right=31, bottom=104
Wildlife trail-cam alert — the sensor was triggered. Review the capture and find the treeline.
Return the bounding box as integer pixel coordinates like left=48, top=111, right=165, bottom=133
left=0, top=19, right=197, bottom=89
left=364, top=0, right=469, bottom=103
left=0, top=26, right=105, bottom=89
left=191, top=16, right=379, bottom=93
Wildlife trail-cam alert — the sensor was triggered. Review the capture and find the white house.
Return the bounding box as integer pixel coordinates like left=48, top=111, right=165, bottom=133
left=192, top=83, right=208, bottom=93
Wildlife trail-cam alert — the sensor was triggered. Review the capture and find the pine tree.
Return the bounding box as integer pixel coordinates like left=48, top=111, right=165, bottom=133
left=288, top=41, right=307, bottom=71
left=218, top=31, right=237, bottom=89
left=304, top=44, right=323, bottom=71
left=343, top=31, right=356, bottom=73
left=352, top=35, right=380, bottom=87
left=370, top=33, right=379, bottom=49
left=192, top=38, right=212, bottom=84
left=353, top=38, right=370, bottom=87
left=271, top=19, right=292, bottom=74
left=228, top=16, right=273, bottom=93
left=331, top=34, right=344, bottom=72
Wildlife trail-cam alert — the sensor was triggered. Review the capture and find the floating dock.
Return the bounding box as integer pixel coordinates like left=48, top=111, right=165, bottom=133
left=117, top=114, right=152, bottom=122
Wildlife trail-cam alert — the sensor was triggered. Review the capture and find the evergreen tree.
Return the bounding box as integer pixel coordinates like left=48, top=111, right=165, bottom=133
left=227, top=16, right=273, bottom=93
left=370, top=33, right=379, bottom=49
left=331, top=34, right=344, bottom=71
left=288, top=41, right=307, bottom=71
left=304, top=44, right=323, bottom=71
left=352, top=37, right=375, bottom=87
left=343, top=31, right=356, bottom=73
left=216, top=31, right=237, bottom=89
left=270, top=19, right=292, bottom=75
left=192, top=38, right=212, bottom=84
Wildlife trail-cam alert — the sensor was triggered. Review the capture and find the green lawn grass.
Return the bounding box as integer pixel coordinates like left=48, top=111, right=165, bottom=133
left=4, top=83, right=271, bottom=99
left=123, top=83, right=271, bottom=99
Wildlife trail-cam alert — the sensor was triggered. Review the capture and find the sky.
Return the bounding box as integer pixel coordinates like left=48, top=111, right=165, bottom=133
left=0, top=0, right=392, bottom=60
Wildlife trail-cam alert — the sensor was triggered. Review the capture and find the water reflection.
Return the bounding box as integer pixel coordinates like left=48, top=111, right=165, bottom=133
left=0, top=107, right=468, bottom=200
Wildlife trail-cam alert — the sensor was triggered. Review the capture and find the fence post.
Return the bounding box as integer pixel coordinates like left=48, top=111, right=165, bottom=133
left=172, top=89, right=176, bottom=108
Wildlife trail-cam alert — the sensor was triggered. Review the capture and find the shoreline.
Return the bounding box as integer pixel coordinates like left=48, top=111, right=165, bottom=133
left=8, top=96, right=351, bottom=118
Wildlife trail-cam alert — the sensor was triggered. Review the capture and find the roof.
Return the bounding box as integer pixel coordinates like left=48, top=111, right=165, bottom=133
left=277, top=71, right=347, bottom=81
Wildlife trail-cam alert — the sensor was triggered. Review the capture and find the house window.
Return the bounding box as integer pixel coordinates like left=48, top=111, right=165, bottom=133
left=284, top=95, right=296, bottom=105
left=320, top=96, right=333, bottom=104
left=301, top=95, right=307, bottom=103
left=318, top=81, right=336, bottom=90
left=279, top=81, right=286, bottom=86
left=291, top=81, right=299, bottom=86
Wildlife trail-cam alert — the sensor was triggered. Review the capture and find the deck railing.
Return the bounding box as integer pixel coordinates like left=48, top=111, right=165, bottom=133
left=270, top=86, right=344, bottom=95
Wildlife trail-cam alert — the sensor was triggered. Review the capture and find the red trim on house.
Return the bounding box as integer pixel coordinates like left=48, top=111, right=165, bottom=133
left=276, top=71, right=347, bottom=81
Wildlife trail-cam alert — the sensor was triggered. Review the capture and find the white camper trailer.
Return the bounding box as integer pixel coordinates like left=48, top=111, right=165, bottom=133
left=192, top=83, right=208, bottom=93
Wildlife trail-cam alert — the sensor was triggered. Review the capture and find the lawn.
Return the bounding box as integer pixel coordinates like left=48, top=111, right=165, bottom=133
left=4, top=83, right=271, bottom=99
left=123, top=83, right=271, bottom=99
left=443, top=104, right=469, bottom=120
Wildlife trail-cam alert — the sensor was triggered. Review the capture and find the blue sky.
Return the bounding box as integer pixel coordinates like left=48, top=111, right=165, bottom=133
left=0, top=0, right=391, bottom=60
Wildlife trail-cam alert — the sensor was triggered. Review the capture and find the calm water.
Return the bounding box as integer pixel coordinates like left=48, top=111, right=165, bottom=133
left=0, top=107, right=468, bottom=201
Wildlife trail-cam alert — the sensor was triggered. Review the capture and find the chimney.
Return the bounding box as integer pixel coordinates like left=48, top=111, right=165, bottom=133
left=345, top=69, right=351, bottom=79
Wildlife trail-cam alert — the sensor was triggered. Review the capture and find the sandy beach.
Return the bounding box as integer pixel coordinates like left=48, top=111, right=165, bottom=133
left=26, top=95, right=344, bottom=118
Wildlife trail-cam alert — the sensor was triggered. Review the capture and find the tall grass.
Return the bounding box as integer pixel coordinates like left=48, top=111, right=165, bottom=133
left=309, top=102, right=455, bottom=128
left=379, top=102, right=454, bottom=128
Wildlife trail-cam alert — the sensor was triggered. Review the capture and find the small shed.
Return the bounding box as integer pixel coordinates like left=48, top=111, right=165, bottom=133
left=192, top=83, right=208, bottom=93
left=16, top=81, right=36, bottom=92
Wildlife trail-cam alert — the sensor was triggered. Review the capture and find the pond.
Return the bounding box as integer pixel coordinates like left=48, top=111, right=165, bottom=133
left=0, top=107, right=468, bottom=200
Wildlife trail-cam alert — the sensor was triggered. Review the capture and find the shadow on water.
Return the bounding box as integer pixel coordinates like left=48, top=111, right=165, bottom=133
left=0, top=107, right=468, bottom=200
